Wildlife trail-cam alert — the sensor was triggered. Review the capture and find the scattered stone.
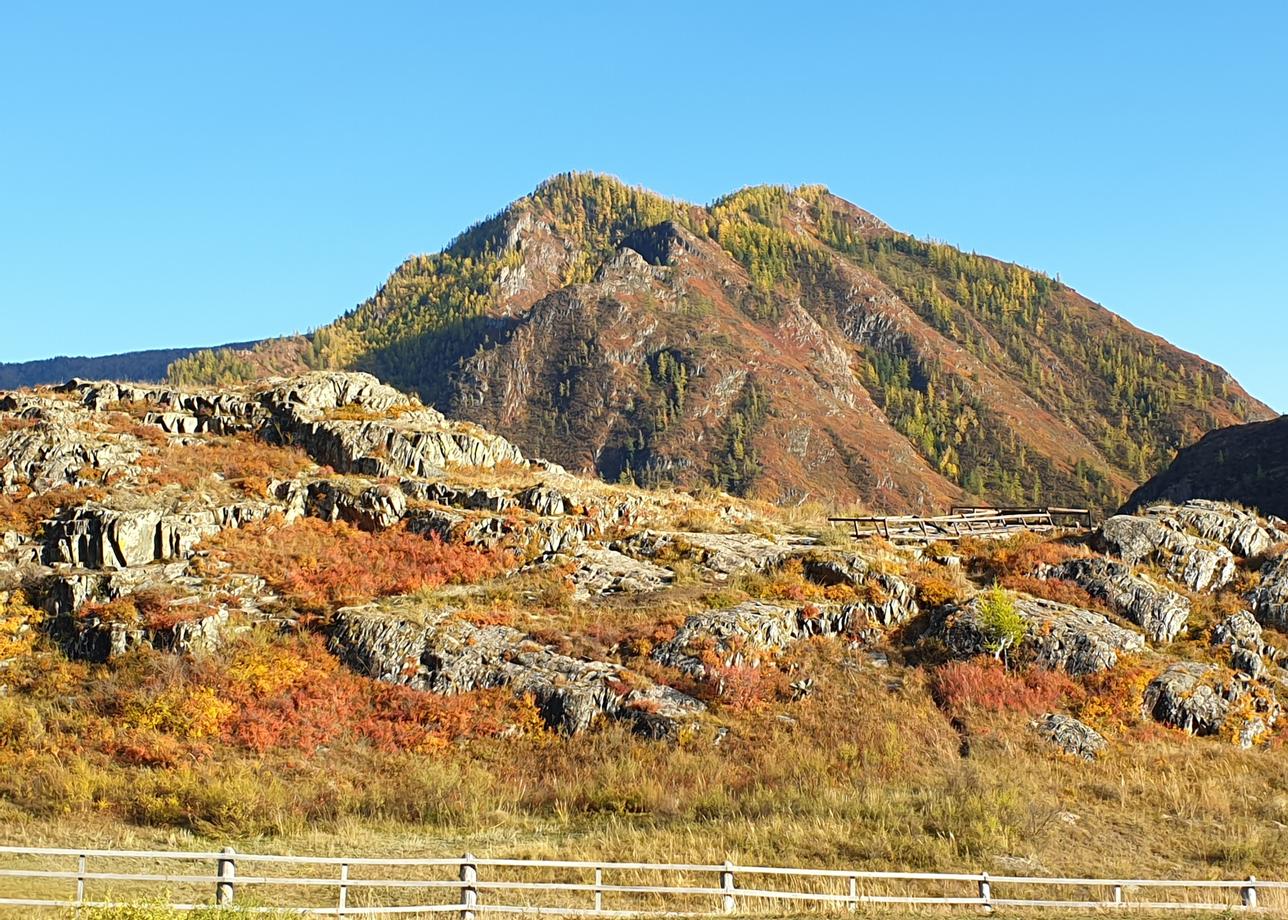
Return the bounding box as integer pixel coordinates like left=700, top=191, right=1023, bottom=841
left=1035, top=713, right=1107, bottom=761
left=527, top=545, right=674, bottom=597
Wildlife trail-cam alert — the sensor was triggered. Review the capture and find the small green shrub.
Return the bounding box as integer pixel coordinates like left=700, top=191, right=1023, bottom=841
left=977, top=585, right=1026, bottom=663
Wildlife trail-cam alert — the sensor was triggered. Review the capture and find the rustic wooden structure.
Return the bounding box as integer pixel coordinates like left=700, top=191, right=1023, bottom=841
left=830, top=506, right=1092, bottom=543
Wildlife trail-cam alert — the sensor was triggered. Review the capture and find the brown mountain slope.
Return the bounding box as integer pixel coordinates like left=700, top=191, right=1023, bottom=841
left=168, top=174, right=1273, bottom=513
left=1123, top=415, right=1288, bottom=520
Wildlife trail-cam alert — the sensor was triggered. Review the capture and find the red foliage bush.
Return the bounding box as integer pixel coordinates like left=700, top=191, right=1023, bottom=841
left=931, top=657, right=1075, bottom=717
left=196, top=516, right=511, bottom=611
left=139, top=437, right=312, bottom=496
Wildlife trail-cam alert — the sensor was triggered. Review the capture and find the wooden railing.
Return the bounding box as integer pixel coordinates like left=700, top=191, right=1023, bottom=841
left=829, top=506, right=1092, bottom=543
left=0, top=846, right=1278, bottom=915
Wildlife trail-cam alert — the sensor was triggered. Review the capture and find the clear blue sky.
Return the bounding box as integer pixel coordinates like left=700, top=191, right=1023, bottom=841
left=3, top=2, right=1284, bottom=410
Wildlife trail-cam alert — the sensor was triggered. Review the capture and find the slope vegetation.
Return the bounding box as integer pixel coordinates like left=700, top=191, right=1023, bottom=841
left=166, top=175, right=1272, bottom=513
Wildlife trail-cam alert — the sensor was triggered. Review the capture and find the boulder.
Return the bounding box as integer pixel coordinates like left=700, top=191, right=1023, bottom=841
left=1142, top=500, right=1284, bottom=559
left=1250, top=555, right=1288, bottom=629
left=1212, top=610, right=1277, bottom=678
left=329, top=604, right=703, bottom=738
left=303, top=480, right=407, bottom=531
left=933, top=595, right=1145, bottom=675
left=1040, top=558, right=1190, bottom=643
left=650, top=601, right=800, bottom=677
left=63, top=606, right=233, bottom=662
left=527, top=545, right=674, bottom=597
left=1035, top=713, right=1107, bottom=761
left=1097, top=514, right=1235, bottom=592
left=615, top=530, right=800, bottom=576
left=1141, top=662, right=1231, bottom=736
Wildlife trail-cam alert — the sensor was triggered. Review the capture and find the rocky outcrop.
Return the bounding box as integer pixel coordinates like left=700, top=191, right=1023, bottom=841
left=527, top=545, right=674, bottom=597
left=651, top=602, right=801, bottom=677
left=1141, top=661, right=1279, bottom=747
left=615, top=530, right=802, bottom=576
left=1250, top=554, right=1288, bottom=629
left=1035, top=713, right=1107, bottom=761
left=933, top=595, right=1145, bottom=675
left=1139, top=500, right=1285, bottom=559
left=296, top=480, right=407, bottom=531
left=1040, top=557, right=1190, bottom=643
left=264, top=373, right=528, bottom=479
left=1096, top=514, right=1236, bottom=592
left=42, top=500, right=281, bottom=570
left=63, top=606, right=234, bottom=662
left=1212, top=610, right=1280, bottom=678
left=800, top=554, right=920, bottom=626
left=329, top=604, right=703, bottom=738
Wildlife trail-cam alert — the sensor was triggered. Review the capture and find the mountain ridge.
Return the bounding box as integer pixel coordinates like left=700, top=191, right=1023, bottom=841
left=19, top=174, right=1274, bottom=513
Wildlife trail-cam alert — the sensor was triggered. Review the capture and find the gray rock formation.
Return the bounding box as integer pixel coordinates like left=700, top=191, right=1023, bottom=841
left=1141, top=500, right=1285, bottom=559
left=1141, top=662, right=1230, bottom=736
left=1040, top=557, right=1190, bottom=643
left=1250, top=554, right=1288, bottom=629
left=42, top=500, right=280, bottom=570
left=329, top=604, right=703, bottom=738
left=651, top=602, right=801, bottom=677
left=1097, top=514, right=1236, bottom=592
left=1035, top=713, right=1107, bottom=761
left=527, top=545, right=674, bottom=596
left=615, top=530, right=801, bottom=576
left=933, top=595, right=1145, bottom=675
left=64, top=606, right=233, bottom=662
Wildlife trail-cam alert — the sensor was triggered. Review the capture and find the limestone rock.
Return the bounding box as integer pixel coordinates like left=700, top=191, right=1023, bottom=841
left=1035, top=713, right=1107, bottom=761
left=650, top=602, right=801, bottom=677
left=933, top=595, right=1145, bottom=675
left=615, top=530, right=801, bottom=576
left=1250, top=555, right=1288, bottom=629
left=1142, top=500, right=1284, bottom=559
left=1097, top=514, right=1236, bottom=592
left=1141, top=662, right=1231, bottom=736
left=527, top=545, right=674, bottom=596
left=1040, top=557, right=1190, bottom=643
left=329, top=604, right=703, bottom=738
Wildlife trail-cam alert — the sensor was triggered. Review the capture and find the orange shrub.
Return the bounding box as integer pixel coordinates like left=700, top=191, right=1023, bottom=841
left=1001, top=575, right=1101, bottom=611
left=1075, top=655, right=1157, bottom=735
left=931, top=657, right=1075, bottom=717
left=0, top=485, right=105, bottom=535
left=196, top=516, right=511, bottom=611
left=139, top=437, right=312, bottom=496
left=962, top=533, right=1090, bottom=580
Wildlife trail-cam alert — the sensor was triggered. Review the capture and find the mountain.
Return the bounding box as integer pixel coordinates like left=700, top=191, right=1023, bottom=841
left=0, top=341, right=262, bottom=390
left=1124, top=415, right=1288, bottom=521
left=157, top=174, right=1274, bottom=512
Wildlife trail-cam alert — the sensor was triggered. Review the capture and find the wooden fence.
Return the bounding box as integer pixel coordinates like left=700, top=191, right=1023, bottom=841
left=0, top=846, right=1278, bottom=915
left=829, top=506, right=1092, bottom=544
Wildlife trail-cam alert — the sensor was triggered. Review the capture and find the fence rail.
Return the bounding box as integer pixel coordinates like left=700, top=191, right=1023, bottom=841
left=0, top=845, right=1278, bottom=916
left=829, top=506, right=1092, bottom=544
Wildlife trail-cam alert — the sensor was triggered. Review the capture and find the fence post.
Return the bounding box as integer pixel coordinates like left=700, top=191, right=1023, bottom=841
left=338, top=862, right=349, bottom=917
left=75, top=853, right=86, bottom=907
left=594, top=866, right=604, bottom=913
left=461, top=853, right=478, bottom=920
left=721, top=861, right=735, bottom=913
left=848, top=874, right=858, bottom=912
left=1243, top=875, right=1258, bottom=910
left=1112, top=883, right=1123, bottom=906
left=216, top=847, right=236, bottom=906
left=977, top=871, right=992, bottom=911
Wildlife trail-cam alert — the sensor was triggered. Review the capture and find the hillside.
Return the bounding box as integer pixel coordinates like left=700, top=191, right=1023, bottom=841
left=0, top=340, right=260, bottom=389
left=1124, top=415, right=1288, bottom=520
left=4, top=371, right=1288, bottom=892
left=166, top=174, right=1272, bottom=514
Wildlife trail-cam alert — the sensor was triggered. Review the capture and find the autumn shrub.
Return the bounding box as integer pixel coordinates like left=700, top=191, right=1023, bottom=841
left=931, top=657, right=1074, bottom=717
left=962, top=532, right=1090, bottom=580
left=139, top=437, right=312, bottom=496
left=0, top=590, right=43, bottom=663
left=195, top=516, right=511, bottom=611
left=1075, top=654, right=1157, bottom=735
left=907, top=562, right=969, bottom=608
left=744, top=558, right=858, bottom=603
left=0, top=484, right=105, bottom=535
left=1001, top=575, right=1100, bottom=611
